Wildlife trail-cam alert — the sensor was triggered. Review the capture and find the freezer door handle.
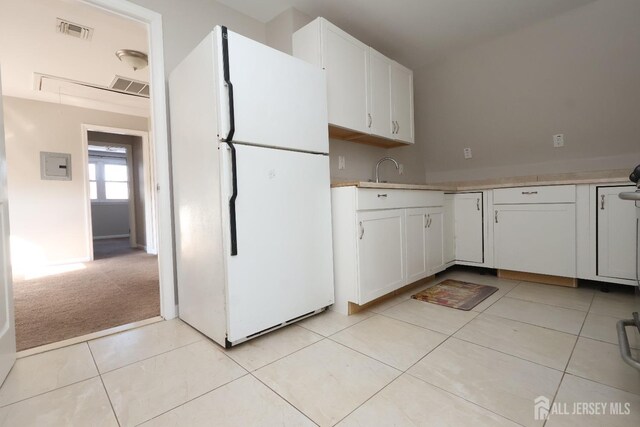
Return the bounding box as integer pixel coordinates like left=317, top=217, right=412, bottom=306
left=221, top=26, right=236, bottom=143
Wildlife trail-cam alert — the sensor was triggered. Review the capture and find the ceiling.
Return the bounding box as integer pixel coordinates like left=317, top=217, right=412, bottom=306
left=0, top=0, right=150, bottom=117
left=218, top=0, right=597, bottom=68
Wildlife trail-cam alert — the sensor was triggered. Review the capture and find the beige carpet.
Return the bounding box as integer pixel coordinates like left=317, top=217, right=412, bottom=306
left=13, top=239, right=160, bottom=351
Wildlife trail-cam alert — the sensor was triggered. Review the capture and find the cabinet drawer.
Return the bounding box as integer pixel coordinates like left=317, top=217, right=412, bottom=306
left=357, top=189, right=443, bottom=210
left=493, top=185, right=576, bottom=204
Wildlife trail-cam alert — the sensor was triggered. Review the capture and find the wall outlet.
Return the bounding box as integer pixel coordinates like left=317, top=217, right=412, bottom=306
left=399, top=164, right=404, bottom=175
left=553, top=134, right=564, bottom=147
left=338, top=155, right=346, bottom=170
left=463, top=148, right=472, bottom=159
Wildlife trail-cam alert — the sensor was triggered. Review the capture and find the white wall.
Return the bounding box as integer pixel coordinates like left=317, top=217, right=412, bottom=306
left=129, top=0, right=266, bottom=74
left=418, top=0, right=640, bottom=182
left=3, top=96, right=147, bottom=272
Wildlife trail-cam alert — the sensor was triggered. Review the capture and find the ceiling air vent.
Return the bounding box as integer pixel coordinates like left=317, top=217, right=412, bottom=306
left=56, top=18, right=93, bottom=41
left=110, top=76, right=150, bottom=97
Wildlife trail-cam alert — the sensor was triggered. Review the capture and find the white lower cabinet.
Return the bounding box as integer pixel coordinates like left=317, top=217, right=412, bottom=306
left=357, top=209, right=406, bottom=303
left=406, top=208, right=428, bottom=283
left=425, top=208, right=445, bottom=274
left=453, top=193, right=484, bottom=263
left=331, top=187, right=444, bottom=313
left=597, top=185, right=637, bottom=280
left=494, top=204, right=576, bottom=277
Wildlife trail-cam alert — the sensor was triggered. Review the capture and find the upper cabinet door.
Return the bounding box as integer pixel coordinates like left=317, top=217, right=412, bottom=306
left=321, top=20, right=369, bottom=134
left=368, top=48, right=393, bottom=139
left=391, top=62, right=414, bottom=144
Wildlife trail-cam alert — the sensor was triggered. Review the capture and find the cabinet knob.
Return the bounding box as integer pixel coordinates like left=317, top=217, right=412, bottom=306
left=522, top=191, right=538, bottom=195
left=476, top=198, right=480, bottom=211
left=359, top=221, right=365, bottom=240
left=600, top=194, right=605, bottom=210
left=494, top=210, right=499, bottom=224
left=377, top=194, right=388, bottom=198
left=368, top=113, right=372, bottom=128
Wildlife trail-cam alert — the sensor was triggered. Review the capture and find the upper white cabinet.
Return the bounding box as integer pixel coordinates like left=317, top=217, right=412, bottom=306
left=454, top=193, right=484, bottom=263
left=368, top=48, right=393, bottom=139
left=321, top=21, right=369, bottom=134
left=597, top=185, right=637, bottom=280
left=293, top=17, right=414, bottom=147
left=391, top=62, right=414, bottom=143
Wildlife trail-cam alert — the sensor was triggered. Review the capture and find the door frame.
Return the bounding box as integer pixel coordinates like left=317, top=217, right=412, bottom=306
left=83, top=0, right=175, bottom=319
left=81, top=125, right=157, bottom=259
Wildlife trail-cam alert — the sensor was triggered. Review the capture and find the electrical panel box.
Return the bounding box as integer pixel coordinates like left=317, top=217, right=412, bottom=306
left=40, top=152, right=72, bottom=181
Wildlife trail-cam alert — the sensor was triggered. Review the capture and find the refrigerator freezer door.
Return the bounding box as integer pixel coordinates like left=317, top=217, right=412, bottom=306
left=216, top=27, right=329, bottom=154
left=220, top=143, right=334, bottom=342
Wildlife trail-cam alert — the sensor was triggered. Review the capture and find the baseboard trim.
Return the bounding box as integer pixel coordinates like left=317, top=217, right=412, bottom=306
left=498, top=269, right=577, bottom=288
left=93, top=234, right=130, bottom=240
left=17, top=316, right=164, bottom=358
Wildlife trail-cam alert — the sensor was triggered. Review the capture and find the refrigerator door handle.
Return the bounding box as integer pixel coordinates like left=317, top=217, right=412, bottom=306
left=228, top=143, right=238, bottom=256
left=221, top=26, right=236, bottom=142
left=222, top=26, right=238, bottom=255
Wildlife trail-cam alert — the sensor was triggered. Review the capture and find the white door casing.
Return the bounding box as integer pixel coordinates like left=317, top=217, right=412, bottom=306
left=0, top=68, right=17, bottom=384
left=84, top=0, right=175, bottom=319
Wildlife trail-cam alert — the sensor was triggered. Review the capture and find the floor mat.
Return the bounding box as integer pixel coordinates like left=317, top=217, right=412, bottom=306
left=412, top=279, right=498, bottom=311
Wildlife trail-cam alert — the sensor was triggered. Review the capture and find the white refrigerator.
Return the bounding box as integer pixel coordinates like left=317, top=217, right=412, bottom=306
left=169, top=26, right=334, bottom=347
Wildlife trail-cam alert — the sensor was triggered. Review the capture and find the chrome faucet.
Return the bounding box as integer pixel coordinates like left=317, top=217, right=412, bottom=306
left=375, top=157, right=400, bottom=183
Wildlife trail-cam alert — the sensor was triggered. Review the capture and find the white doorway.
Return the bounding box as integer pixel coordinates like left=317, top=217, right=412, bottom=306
left=0, top=0, right=175, bottom=356
left=82, top=125, right=158, bottom=260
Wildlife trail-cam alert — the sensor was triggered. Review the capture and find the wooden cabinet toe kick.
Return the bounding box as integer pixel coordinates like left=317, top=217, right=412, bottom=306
left=348, top=275, right=436, bottom=315
left=498, top=270, right=577, bottom=288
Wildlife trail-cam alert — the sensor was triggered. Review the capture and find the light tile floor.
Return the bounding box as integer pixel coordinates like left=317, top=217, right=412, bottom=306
left=1, top=269, right=639, bottom=426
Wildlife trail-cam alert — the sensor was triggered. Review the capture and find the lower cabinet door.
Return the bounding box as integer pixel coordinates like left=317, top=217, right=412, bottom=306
left=597, top=185, right=637, bottom=280
left=425, top=207, right=445, bottom=275
left=494, top=204, right=576, bottom=277
left=406, top=208, right=428, bottom=283
left=357, top=209, right=406, bottom=303
left=454, top=193, right=484, bottom=263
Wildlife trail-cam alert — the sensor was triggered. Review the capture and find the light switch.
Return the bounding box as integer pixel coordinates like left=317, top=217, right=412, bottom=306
left=40, top=152, right=72, bottom=181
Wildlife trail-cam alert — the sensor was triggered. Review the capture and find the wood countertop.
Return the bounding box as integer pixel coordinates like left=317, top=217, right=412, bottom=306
left=331, top=169, right=632, bottom=192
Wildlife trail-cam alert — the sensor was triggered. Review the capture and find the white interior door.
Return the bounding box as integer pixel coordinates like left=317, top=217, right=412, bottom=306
left=0, top=68, right=16, bottom=384
left=221, top=143, right=334, bottom=343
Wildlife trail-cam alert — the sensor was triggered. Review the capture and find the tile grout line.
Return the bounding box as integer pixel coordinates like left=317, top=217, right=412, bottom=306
left=94, top=334, right=205, bottom=375
left=0, top=375, right=102, bottom=409
left=331, top=311, right=527, bottom=427
left=248, top=371, right=320, bottom=427
left=542, top=289, right=596, bottom=427
left=131, top=373, right=254, bottom=426
left=87, top=342, right=121, bottom=427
